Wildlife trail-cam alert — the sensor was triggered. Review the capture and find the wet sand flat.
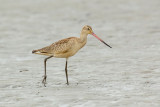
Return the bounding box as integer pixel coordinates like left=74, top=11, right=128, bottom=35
left=0, top=0, right=160, bottom=107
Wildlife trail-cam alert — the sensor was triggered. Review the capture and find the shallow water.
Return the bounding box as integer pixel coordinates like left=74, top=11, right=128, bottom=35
left=0, top=0, right=160, bottom=107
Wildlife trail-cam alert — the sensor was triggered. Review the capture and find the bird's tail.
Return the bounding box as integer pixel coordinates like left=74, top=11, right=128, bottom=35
left=32, top=49, right=52, bottom=56
left=32, top=49, right=38, bottom=53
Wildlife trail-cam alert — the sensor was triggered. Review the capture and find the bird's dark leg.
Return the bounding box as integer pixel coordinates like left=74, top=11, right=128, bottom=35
left=42, top=56, right=53, bottom=87
left=65, top=58, right=69, bottom=85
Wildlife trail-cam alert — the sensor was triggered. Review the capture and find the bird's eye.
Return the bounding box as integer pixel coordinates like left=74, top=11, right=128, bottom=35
left=88, top=28, right=90, bottom=30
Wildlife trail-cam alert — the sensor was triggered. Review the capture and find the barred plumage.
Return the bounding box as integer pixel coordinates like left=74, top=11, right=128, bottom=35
left=32, top=25, right=111, bottom=86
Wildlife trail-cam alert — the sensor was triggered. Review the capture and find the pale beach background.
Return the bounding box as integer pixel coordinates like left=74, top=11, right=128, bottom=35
left=0, top=0, right=160, bottom=107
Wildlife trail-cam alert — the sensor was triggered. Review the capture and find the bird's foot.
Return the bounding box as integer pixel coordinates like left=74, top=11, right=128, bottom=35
left=66, top=82, right=69, bottom=85
left=42, top=75, right=47, bottom=87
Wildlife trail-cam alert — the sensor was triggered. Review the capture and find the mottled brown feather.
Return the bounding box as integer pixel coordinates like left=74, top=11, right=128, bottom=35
left=33, top=37, right=77, bottom=56
left=32, top=25, right=95, bottom=58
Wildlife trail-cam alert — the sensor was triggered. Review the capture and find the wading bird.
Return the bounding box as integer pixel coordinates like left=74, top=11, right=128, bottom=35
left=32, top=25, right=111, bottom=86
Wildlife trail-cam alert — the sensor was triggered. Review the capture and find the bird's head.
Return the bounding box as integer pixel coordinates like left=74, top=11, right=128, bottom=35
left=82, top=25, right=112, bottom=48
left=82, top=25, right=93, bottom=34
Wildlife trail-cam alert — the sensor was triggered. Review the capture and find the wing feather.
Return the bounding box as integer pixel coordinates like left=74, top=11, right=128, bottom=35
left=35, top=37, right=76, bottom=55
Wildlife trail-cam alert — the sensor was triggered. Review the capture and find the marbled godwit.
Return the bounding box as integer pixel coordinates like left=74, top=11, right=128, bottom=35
left=32, top=25, right=112, bottom=86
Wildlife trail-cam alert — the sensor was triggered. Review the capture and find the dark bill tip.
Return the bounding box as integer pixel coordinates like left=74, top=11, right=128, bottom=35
left=101, top=40, right=112, bottom=48
left=91, top=33, right=112, bottom=48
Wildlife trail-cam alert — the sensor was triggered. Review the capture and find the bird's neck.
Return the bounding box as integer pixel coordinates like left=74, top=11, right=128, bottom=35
left=79, top=32, right=88, bottom=43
